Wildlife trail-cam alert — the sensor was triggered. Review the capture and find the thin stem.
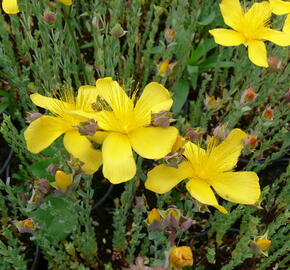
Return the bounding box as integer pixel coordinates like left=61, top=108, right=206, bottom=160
left=62, top=6, right=90, bottom=84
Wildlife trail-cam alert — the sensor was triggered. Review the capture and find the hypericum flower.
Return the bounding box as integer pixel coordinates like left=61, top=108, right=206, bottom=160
left=2, top=0, right=72, bottom=14
left=169, top=246, right=193, bottom=269
left=209, top=0, right=290, bottom=67
left=145, top=129, right=260, bottom=213
left=51, top=170, right=73, bottom=191
left=72, top=77, right=178, bottom=184
left=252, top=231, right=271, bottom=256
left=24, top=87, right=102, bottom=175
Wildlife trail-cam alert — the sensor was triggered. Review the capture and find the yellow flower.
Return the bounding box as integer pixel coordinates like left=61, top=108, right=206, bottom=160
left=72, top=77, right=178, bottom=184
left=256, top=239, right=272, bottom=252
left=169, top=246, right=193, bottom=268
left=147, top=208, right=161, bottom=224
left=145, top=129, right=261, bottom=213
left=51, top=170, right=73, bottom=191
left=2, top=0, right=72, bottom=14
left=24, top=87, right=102, bottom=175
left=209, top=0, right=290, bottom=67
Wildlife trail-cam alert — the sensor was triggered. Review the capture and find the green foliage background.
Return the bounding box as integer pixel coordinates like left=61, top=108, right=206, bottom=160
left=0, top=0, right=289, bottom=269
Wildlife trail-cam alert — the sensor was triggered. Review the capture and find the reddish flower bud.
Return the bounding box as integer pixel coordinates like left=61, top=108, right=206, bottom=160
left=240, top=87, right=258, bottom=105
left=262, top=107, right=274, bottom=121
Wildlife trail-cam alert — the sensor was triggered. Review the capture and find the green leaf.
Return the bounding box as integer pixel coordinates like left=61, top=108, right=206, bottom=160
left=0, top=103, right=9, bottom=114
left=172, top=80, right=190, bottom=115
left=32, top=194, right=78, bottom=244
left=28, top=158, right=58, bottom=181
left=197, top=11, right=216, bottom=25
left=187, top=65, right=199, bottom=88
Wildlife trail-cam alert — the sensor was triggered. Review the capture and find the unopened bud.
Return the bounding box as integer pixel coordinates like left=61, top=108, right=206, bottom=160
left=147, top=208, right=161, bottom=224
left=213, top=124, right=229, bottom=143
left=164, top=28, right=176, bottom=43
left=157, top=59, right=176, bottom=77
left=267, top=56, right=282, bottom=72
left=111, top=23, right=127, bottom=38
left=256, top=239, right=271, bottom=252
left=68, top=157, right=84, bottom=175
left=244, top=134, right=259, bottom=149
left=53, top=170, right=73, bottom=191
left=262, top=107, right=274, bottom=121
left=204, top=94, right=221, bottom=110
left=43, top=10, right=57, bottom=24
left=14, top=218, right=36, bottom=234
left=151, top=110, right=175, bottom=128
left=36, top=179, right=50, bottom=194
left=25, top=111, right=42, bottom=123
left=92, top=14, right=104, bottom=29
left=185, top=127, right=205, bottom=142
left=240, top=87, right=258, bottom=105
left=169, top=246, right=193, bottom=268
left=74, top=119, right=99, bottom=136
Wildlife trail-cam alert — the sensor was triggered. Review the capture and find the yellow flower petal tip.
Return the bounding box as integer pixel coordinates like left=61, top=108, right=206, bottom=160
left=2, top=0, right=19, bottom=14
left=147, top=208, right=161, bottom=224
left=210, top=0, right=290, bottom=67
left=55, top=170, right=73, bottom=191
left=170, top=246, right=193, bottom=268
left=57, top=0, right=73, bottom=5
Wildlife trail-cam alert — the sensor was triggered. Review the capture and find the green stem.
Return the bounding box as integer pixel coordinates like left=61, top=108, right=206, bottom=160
left=63, top=6, right=90, bottom=84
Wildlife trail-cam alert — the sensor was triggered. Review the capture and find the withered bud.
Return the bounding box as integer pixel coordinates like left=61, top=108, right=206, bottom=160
left=68, top=157, right=84, bottom=175
left=213, top=124, right=229, bottom=143
left=283, top=88, right=290, bottom=102
left=43, top=10, right=57, bottom=24
left=124, top=1, right=132, bottom=8
left=35, top=179, right=50, bottom=194
left=74, top=119, right=98, bottom=136
left=25, top=111, right=42, bottom=123
left=244, top=134, right=259, bottom=149
left=262, top=107, right=274, bottom=121
left=267, top=56, right=282, bottom=72
left=240, top=87, right=258, bottom=105
left=185, top=127, right=205, bottom=142
left=47, top=163, right=61, bottom=176
left=151, top=110, right=175, bottom=128
left=164, top=28, right=176, bottom=43
left=162, top=213, right=179, bottom=230
left=181, top=218, right=193, bottom=230
left=111, top=23, right=127, bottom=38
left=92, top=14, right=104, bottom=29
left=164, top=150, right=185, bottom=168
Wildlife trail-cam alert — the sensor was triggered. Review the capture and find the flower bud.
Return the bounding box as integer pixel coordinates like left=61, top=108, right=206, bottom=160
left=256, top=239, right=271, bottom=252
left=204, top=94, right=221, bottom=110
left=244, top=134, right=259, bottom=149
left=157, top=59, right=176, bottom=77
left=147, top=208, right=161, bottom=224
left=43, top=10, right=57, bottom=24
left=240, top=87, right=258, bottom=105
left=54, top=170, right=73, bottom=191
left=92, top=14, right=104, bottom=29
left=151, top=110, right=175, bottom=128
left=169, top=246, right=193, bottom=268
left=14, top=218, right=36, bottom=234
left=213, top=124, right=229, bottom=143
left=25, top=111, right=42, bottom=123
left=111, top=23, right=127, bottom=38
left=74, top=119, right=99, bottom=137
left=262, top=107, right=274, bottom=121
left=185, top=127, right=205, bottom=142
left=164, top=28, right=176, bottom=43
left=283, top=88, right=290, bottom=102
left=267, top=56, right=282, bottom=72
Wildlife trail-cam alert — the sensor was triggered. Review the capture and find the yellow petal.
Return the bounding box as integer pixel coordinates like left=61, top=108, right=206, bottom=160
left=186, top=178, right=228, bottom=214
left=30, top=93, right=74, bottom=115
left=55, top=170, right=73, bottom=191
left=247, top=40, right=268, bottom=67
left=210, top=172, right=261, bottom=204
left=259, top=28, right=290, bottom=46
left=269, top=0, right=290, bottom=15
left=209, top=29, right=246, bottom=46
left=209, top=128, right=247, bottom=172
left=129, top=126, right=178, bottom=159
left=76, top=85, right=99, bottom=112
left=24, top=116, right=67, bottom=153
left=219, top=0, right=243, bottom=31
left=183, top=141, right=206, bottom=174
left=245, top=2, right=272, bottom=24
left=283, top=14, right=290, bottom=33
left=95, top=77, right=134, bottom=115
left=134, top=82, right=173, bottom=125
left=63, top=130, right=102, bottom=175
left=91, top=131, right=110, bottom=144
left=57, top=0, right=72, bottom=5
left=2, top=0, right=19, bottom=14
left=102, top=132, right=136, bottom=184
left=145, top=162, right=194, bottom=194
